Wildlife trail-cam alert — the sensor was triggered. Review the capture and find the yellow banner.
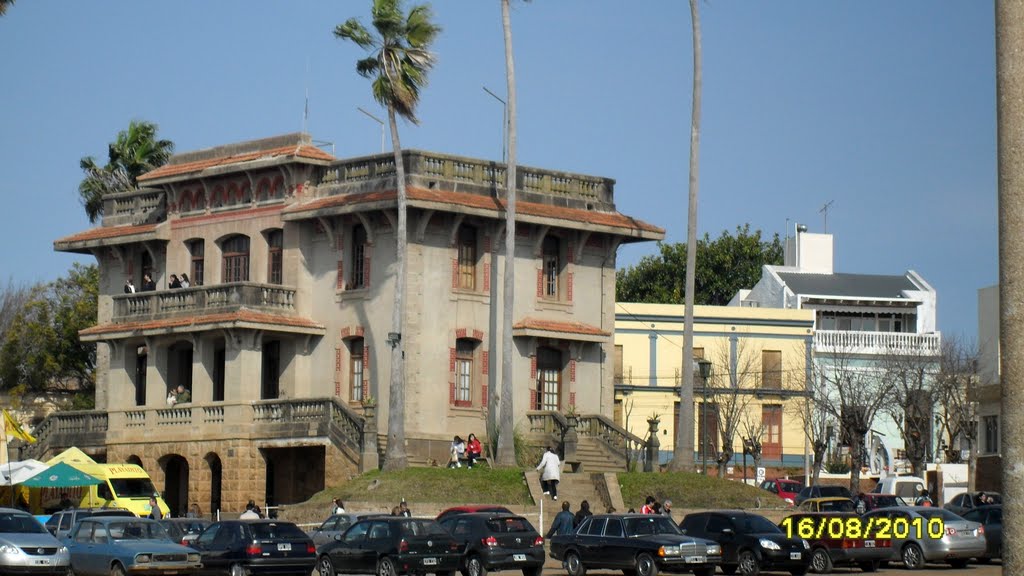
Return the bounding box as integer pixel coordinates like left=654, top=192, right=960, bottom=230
left=3, top=410, right=36, bottom=444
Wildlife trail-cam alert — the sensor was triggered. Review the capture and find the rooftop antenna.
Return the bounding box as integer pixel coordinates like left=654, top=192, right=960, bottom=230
left=302, top=57, right=310, bottom=133
left=357, top=107, right=386, bottom=153
left=819, top=200, right=834, bottom=233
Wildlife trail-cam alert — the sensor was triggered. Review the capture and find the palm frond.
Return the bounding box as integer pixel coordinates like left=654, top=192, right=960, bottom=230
left=405, top=5, right=441, bottom=49
left=334, top=19, right=376, bottom=50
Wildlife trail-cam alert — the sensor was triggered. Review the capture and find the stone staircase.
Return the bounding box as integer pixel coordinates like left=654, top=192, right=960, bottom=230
left=575, top=436, right=628, bottom=472
left=524, top=471, right=625, bottom=517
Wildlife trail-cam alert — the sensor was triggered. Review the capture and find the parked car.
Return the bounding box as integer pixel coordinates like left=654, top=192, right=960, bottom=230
left=64, top=516, right=201, bottom=576
left=794, top=486, right=852, bottom=506
left=0, top=507, right=70, bottom=576
left=550, top=513, right=721, bottom=576
left=870, top=476, right=925, bottom=501
left=961, top=504, right=1002, bottom=562
left=438, top=513, right=543, bottom=576
left=860, top=506, right=987, bottom=569
left=944, top=492, right=1001, bottom=517
left=159, top=518, right=211, bottom=546
left=45, top=508, right=136, bottom=540
left=759, top=479, right=804, bottom=506
left=317, top=516, right=460, bottom=576
left=856, top=494, right=907, bottom=513
left=679, top=510, right=809, bottom=576
left=310, top=514, right=366, bottom=549
left=191, top=520, right=316, bottom=576
left=781, top=512, right=891, bottom=573
left=436, top=506, right=513, bottom=522
left=796, top=498, right=856, bottom=514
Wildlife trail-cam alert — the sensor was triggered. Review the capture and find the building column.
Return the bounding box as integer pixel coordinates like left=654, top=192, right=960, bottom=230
left=224, top=331, right=262, bottom=402
left=997, top=2, right=1024, bottom=571
left=144, top=338, right=168, bottom=407
left=192, top=335, right=214, bottom=403
left=103, top=342, right=133, bottom=410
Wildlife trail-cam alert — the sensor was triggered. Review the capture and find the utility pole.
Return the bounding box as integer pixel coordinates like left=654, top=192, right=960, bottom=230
left=357, top=107, right=385, bottom=153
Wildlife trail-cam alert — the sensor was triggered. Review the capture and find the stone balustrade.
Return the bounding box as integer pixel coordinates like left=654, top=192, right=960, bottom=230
left=102, top=188, right=166, bottom=226
left=112, top=283, right=296, bottom=322
left=814, top=330, right=942, bottom=356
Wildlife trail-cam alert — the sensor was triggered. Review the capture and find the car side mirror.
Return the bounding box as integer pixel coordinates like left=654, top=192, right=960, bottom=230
left=334, top=534, right=342, bottom=541
left=721, top=528, right=734, bottom=538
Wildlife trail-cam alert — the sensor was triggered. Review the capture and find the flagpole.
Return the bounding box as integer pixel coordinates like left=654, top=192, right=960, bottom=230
left=3, top=412, right=13, bottom=508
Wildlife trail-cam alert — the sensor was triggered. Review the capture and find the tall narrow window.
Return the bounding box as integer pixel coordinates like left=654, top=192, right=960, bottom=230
left=189, top=240, right=205, bottom=286
left=350, top=338, right=364, bottom=402
left=697, top=402, right=720, bottom=459
left=222, top=235, right=250, bottom=283
left=983, top=415, right=999, bottom=454
left=267, top=230, right=283, bottom=285
left=458, top=226, right=477, bottom=290
left=351, top=225, right=367, bottom=289
left=455, top=339, right=475, bottom=406
left=761, top=350, right=782, bottom=389
left=542, top=236, right=560, bottom=299
left=762, top=404, right=783, bottom=459
left=535, top=347, right=562, bottom=411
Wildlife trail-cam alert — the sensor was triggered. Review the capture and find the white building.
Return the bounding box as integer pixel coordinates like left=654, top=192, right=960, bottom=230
left=975, top=284, right=1000, bottom=491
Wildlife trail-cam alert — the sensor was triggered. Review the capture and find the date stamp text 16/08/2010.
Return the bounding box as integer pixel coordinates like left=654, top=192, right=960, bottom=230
left=779, top=516, right=949, bottom=541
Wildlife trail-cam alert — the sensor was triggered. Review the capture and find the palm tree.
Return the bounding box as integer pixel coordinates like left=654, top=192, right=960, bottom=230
left=78, top=120, right=174, bottom=223
left=495, top=0, right=519, bottom=468
left=669, top=0, right=702, bottom=472
left=335, top=0, right=440, bottom=471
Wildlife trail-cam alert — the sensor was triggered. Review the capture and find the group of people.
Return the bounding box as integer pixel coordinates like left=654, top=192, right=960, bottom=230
left=448, top=434, right=483, bottom=468
left=240, top=500, right=266, bottom=519
left=328, top=497, right=411, bottom=517
left=124, top=272, right=192, bottom=293
left=546, top=500, right=595, bottom=537
left=631, top=495, right=673, bottom=516
left=166, top=384, right=192, bottom=405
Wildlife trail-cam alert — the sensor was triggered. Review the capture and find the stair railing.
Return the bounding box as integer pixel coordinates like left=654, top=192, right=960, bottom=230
left=576, top=414, right=648, bottom=470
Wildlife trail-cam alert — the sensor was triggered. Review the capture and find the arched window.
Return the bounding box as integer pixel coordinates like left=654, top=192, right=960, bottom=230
left=221, top=235, right=250, bottom=283
left=350, top=225, right=367, bottom=289
left=349, top=338, right=364, bottom=402
left=535, top=347, right=563, bottom=411
left=458, top=225, right=477, bottom=290
left=542, top=236, right=561, bottom=299
left=267, top=230, right=283, bottom=285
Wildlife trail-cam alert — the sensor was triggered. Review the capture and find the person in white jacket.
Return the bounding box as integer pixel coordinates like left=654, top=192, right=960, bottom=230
left=536, top=446, right=562, bottom=500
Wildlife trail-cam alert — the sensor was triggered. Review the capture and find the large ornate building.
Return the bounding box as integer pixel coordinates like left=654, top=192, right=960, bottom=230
left=48, top=133, right=662, bottom=515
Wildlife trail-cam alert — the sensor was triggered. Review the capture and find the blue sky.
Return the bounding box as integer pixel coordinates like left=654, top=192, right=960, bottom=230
left=0, top=1, right=995, bottom=341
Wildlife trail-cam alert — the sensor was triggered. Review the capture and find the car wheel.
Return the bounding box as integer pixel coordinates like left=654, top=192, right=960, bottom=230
left=901, top=543, right=925, bottom=570
left=110, top=563, right=126, bottom=576
left=467, top=556, right=488, bottom=576
left=948, top=559, right=969, bottom=569
left=635, top=553, right=658, bottom=576
left=319, top=555, right=335, bottom=576
left=737, top=550, right=760, bottom=576
left=809, top=548, right=832, bottom=574
left=522, top=567, right=542, bottom=576
left=565, top=551, right=586, bottom=576
left=377, top=557, right=398, bottom=576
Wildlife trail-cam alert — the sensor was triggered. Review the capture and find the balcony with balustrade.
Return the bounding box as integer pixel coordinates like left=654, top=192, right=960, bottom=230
left=110, top=282, right=299, bottom=324
left=814, top=330, right=941, bottom=356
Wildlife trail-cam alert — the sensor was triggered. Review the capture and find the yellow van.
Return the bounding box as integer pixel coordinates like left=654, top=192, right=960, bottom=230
left=38, top=448, right=170, bottom=517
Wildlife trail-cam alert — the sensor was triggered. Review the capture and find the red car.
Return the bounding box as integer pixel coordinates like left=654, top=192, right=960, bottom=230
left=759, top=478, right=804, bottom=505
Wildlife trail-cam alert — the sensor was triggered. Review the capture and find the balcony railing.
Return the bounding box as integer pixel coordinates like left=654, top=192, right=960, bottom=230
left=102, top=188, right=166, bottom=226
left=814, top=330, right=941, bottom=356
left=112, top=282, right=296, bottom=322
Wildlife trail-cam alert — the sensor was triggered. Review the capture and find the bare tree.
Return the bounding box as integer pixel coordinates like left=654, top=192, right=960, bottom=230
left=880, top=349, right=940, bottom=476
left=0, top=278, right=33, bottom=339
left=934, top=336, right=978, bottom=470
left=706, top=340, right=757, bottom=477
left=740, top=416, right=765, bottom=474
left=786, top=363, right=832, bottom=486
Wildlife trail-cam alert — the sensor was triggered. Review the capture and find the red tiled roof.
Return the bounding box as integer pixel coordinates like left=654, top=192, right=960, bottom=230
left=54, top=223, right=158, bottom=245
left=80, top=309, right=323, bottom=337
left=138, top=145, right=335, bottom=182
left=512, top=318, right=609, bottom=337
left=285, top=187, right=664, bottom=235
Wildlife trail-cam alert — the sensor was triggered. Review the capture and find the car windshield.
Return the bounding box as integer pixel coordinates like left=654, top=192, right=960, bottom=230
left=0, top=513, right=47, bottom=534
left=251, top=523, right=307, bottom=540
left=779, top=482, right=801, bottom=491
left=109, top=478, right=159, bottom=498
left=109, top=521, right=168, bottom=540
left=819, top=487, right=850, bottom=497
left=485, top=517, right=535, bottom=533
left=820, top=500, right=855, bottom=512
left=400, top=520, right=449, bottom=537
left=624, top=516, right=680, bottom=537
left=731, top=515, right=782, bottom=534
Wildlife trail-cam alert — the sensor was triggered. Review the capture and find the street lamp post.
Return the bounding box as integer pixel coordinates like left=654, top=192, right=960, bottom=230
left=482, top=86, right=507, bottom=164
left=697, top=359, right=713, bottom=475
left=357, top=107, right=386, bottom=153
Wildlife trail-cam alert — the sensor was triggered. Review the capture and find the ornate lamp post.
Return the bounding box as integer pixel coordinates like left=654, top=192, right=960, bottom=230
left=697, top=359, right=713, bottom=475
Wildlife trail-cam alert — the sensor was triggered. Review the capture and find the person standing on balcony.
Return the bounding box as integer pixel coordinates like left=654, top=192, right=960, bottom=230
left=536, top=445, right=562, bottom=500
left=180, top=273, right=191, bottom=288
left=175, top=384, right=191, bottom=404
left=169, top=274, right=181, bottom=289
left=124, top=278, right=135, bottom=293
left=141, top=273, right=156, bottom=291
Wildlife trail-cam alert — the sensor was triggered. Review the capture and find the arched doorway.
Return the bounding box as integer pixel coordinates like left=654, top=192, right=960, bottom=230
left=204, top=453, right=222, bottom=518
left=126, top=455, right=143, bottom=467
left=159, top=455, right=189, bottom=518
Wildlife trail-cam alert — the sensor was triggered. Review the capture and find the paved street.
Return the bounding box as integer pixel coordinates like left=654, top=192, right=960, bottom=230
left=537, top=555, right=1004, bottom=575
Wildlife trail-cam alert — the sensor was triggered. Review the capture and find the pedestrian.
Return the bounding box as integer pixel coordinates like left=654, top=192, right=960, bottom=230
left=240, top=500, right=260, bottom=519
left=465, top=434, right=482, bottom=468
left=399, top=500, right=412, bottom=517
left=573, top=500, right=592, bottom=528
left=175, top=384, right=191, bottom=404
left=915, top=489, right=933, bottom=507
left=448, top=436, right=466, bottom=468
left=536, top=445, right=562, bottom=500
left=545, top=501, right=575, bottom=538
left=148, top=496, right=163, bottom=520
left=124, top=278, right=136, bottom=294
left=391, top=506, right=402, bottom=516
left=662, top=499, right=673, bottom=518
left=332, top=498, right=346, bottom=515
left=169, top=274, right=182, bottom=289
left=640, top=496, right=656, bottom=514
left=59, top=492, right=74, bottom=510
left=142, top=273, right=156, bottom=292
left=187, top=502, right=202, bottom=518
left=854, top=493, right=867, bottom=515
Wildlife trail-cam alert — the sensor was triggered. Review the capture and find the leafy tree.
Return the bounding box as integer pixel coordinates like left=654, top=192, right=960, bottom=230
left=0, top=264, right=98, bottom=405
left=78, top=120, right=174, bottom=223
left=617, top=225, right=784, bottom=306
left=335, top=0, right=440, bottom=471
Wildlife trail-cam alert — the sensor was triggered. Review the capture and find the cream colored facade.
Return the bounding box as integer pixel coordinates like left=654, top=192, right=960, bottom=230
left=613, top=303, right=815, bottom=469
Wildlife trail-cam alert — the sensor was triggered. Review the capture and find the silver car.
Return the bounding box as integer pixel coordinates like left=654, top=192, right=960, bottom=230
left=862, top=506, right=986, bottom=569
left=0, top=507, right=70, bottom=575
left=309, top=514, right=365, bottom=549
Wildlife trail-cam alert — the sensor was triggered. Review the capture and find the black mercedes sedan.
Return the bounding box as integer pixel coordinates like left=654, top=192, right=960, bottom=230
left=317, top=516, right=460, bottom=576
left=680, top=511, right=810, bottom=576
left=549, top=514, right=721, bottom=576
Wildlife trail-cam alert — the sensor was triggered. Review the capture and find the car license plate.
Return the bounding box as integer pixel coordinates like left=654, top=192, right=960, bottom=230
left=423, top=558, right=437, bottom=566
left=790, top=552, right=802, bottom=560
left=33, top=560, right=49, bottom=566
left=278, top=543, right=292, bottom=551
left=513, top=554, right=527, bottom=562
left=865, top=540, right=875, bottom=548
left=684, top=556, right=705, bottom=564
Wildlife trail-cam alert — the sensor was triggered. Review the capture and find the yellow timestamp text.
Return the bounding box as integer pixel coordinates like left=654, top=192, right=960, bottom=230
left=780, top=516, right=946, bottom=540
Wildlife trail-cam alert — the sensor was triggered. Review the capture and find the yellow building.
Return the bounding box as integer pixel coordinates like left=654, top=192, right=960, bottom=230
left=613, top=303, right=815, bottom=472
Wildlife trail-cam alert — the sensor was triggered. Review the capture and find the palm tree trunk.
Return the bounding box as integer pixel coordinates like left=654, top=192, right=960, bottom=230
left=496, top=0, right=518, bottom=468
left=383, top=104, right=409, bottom=471
left=670, top=0, right=701, bottom=472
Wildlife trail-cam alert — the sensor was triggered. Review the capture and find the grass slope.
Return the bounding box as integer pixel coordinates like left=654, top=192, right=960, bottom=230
left=316, top=467, right=533, bottom=507
left=619, top=472, right=786, bottom=510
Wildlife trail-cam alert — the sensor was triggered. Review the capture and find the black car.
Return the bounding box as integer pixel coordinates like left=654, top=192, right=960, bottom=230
left=317, top=516, right=460, bottom=576
left=944, top=491, right=1001, bottom=517
left=680, top=511, right=809, bottom=576
left=549, top=513, right=721, bottom=576
left=436, top=507, right=513, bottom=522
left=793, top=486, right=852, bottom=506
left=438, top=513, right=544, bottom=576
left=961, top=504, right=1002, bottom=561
left=45, top=508, right=136, bottom=540
left=191, top=520, right=316, bottom=576
left=159, top=518, right=212, bottom=546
